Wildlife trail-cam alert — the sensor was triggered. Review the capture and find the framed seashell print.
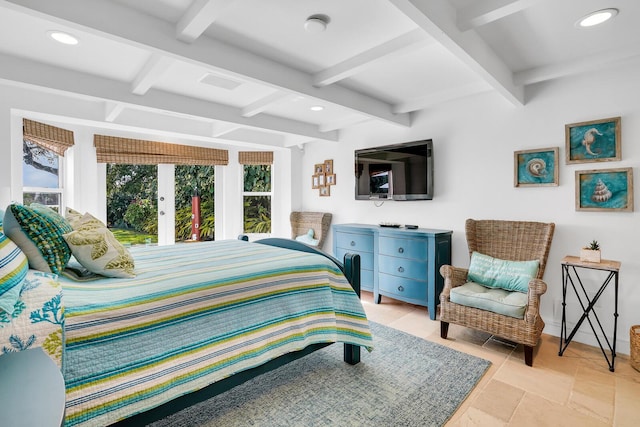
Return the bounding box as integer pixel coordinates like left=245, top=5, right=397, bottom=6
left=565, top=117, right=621, bottom=164
left=575, top=167, right=633, bottom=212
left=514, top=147, right=559, bottom=187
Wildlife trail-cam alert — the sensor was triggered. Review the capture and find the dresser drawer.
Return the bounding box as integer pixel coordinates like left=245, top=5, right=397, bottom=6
left=335, top=247, right=374, bottom=271
left=378, top=273, right=426, bottom=302
left=335, top=232, right=374, bottom=253
left=378, top=255, right=427, bottom=281
left=378, top=236, right=428, bottom=260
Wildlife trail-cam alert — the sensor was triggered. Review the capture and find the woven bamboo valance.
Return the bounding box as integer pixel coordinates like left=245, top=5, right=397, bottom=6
left=94, top=135, right=229, bottom=165
left=238, top=151, right=273, bottom=165
left=23, top=118, right=75, bottom=156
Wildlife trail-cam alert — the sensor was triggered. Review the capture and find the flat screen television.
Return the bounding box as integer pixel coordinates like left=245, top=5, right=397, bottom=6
left=355, top=139, right=433, bottom=201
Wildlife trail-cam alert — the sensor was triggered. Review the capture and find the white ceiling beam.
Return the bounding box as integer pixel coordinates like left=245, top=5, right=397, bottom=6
left=131, top=54, right=174, bottom=95
left=313, top=29, right=430, bottom=87
left=211, top=122, right=241, bottom=137
left=0, top=52, right=339, bottom=142
left=7, top=0, right=409, bottom=127
left=104, top=101, right=125, bottom=122
left=241, top=91, right=290, bottom=118
left=319, top=116, right=371, bottom=133
left=389, top=0, right=524, bottom=106
left=392, top=81, right=492, bottom=113
left=514, top=47, right=640, bottom=86
left=457, top=0, right=546, bottom=31
left=176, top=0, right=236, bottom=43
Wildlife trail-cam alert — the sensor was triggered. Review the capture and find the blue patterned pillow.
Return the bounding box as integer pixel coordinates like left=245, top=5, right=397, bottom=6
left=3, top=204, right=72, bottom=274
left=0, top=233, right=29, bottom=314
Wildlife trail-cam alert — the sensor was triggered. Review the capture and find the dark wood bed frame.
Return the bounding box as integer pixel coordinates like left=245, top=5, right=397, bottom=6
left=111, top=238, right=362, bottom=426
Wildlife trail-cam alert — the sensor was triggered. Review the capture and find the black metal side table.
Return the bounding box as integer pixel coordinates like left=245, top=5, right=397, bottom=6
left=559, top=255, right=620, bottom=371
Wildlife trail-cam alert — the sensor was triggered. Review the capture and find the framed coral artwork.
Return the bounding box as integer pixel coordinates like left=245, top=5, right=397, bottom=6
left=514, top=147, right=559, bottom=187
left=565, top=117, right=621, bottom=164
left=575, top=167, right=633, bottom=212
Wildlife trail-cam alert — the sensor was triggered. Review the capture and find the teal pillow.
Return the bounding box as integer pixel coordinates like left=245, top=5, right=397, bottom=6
left=4, top=204, right=72, bottom=274
left=450, top=282, right=528, bottom=319
left=467, top=252, right=539, bottom=293
left=295, top=228, right=319, bottom=246
left=0, top=232, right=29, bottom=314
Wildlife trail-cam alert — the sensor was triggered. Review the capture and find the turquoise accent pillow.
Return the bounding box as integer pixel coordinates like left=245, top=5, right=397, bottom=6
left=0, top=232, right=29, bottom=314
left=3, top=204, right=72, bottom=274
left=467, top=252, right=539, bottom=293
left=295, top=228, right=319, bottom=246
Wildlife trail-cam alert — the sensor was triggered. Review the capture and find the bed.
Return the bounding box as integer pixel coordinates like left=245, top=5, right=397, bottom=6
left=0, top=237, right=372, bottom=427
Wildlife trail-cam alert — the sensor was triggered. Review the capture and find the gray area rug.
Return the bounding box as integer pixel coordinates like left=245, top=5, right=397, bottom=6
left=150, top=322, right=490, bottom=427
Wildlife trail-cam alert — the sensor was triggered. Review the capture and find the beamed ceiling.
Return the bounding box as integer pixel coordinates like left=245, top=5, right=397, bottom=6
left=1, top=0, right=638, bottom=149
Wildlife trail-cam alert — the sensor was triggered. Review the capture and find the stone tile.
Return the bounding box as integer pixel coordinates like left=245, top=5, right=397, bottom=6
left=446, top=406, right=507, bottom=426
left=614, top=376, right=640, bottom=426
left=510, top=393, right=609, bottom=427
left=568, top=365, right=615, bottom=423
left=470, top=379, right=524, bottom=422
left=493, top=358, right=573, bottom=405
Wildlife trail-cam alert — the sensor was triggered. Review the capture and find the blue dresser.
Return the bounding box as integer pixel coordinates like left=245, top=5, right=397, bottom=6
left=333, top=224, right=452, bottom=320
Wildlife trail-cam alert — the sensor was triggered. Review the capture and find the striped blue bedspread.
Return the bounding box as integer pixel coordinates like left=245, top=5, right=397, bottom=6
left=61, top=239, right=373, bottom=427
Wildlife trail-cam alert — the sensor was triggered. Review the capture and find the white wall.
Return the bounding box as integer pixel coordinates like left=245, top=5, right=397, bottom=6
left=299, top=63, right=640, bottom=355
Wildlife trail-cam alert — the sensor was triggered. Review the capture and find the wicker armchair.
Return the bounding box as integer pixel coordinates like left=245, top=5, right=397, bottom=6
left=289, top=211, right=332, bottom=250
left=439, top=219, right=555, bottom=366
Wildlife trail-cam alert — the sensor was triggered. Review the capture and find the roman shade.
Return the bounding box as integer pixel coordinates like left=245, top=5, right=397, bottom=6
left=94, top=135, right=228, bottom=165
left=238, top=151, right=273, bottom=165
left=23, top=119, right=75, bottom=156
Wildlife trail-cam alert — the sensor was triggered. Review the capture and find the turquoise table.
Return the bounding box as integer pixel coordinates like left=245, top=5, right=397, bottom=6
left=0, top=348, right=65, bottom=426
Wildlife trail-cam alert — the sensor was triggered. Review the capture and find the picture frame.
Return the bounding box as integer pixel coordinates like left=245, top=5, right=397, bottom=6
left=565, top=117, right=621, bottom=164
left=324, top=159, right=333, bottom=174
left=326, top=174, right=336, bottom=185
left=312, top=174, right=320, bottom=189
left=314, top=163, right=324, bottom=174
left=318, top=174, right=325, bottom=186
left=514, top=147, right=559, bottom=187
left=575, top=167, right=633, bottom=212
left=319, top=185, right=330, bottom=197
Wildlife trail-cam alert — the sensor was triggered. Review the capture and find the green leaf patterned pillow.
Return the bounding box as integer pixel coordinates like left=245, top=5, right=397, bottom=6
left=3, top=204, right=72, bottom=274
left=63, top=214, right=135, bottom=278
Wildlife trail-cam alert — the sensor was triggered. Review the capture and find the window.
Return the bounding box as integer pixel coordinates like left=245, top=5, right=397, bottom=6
left=22, top=140, right=63, bottom=212
left=243, top=164, right=272, bottom=234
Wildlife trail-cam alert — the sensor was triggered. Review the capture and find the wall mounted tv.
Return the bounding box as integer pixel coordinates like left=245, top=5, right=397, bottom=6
left=355, top=139, right=433, bottom=201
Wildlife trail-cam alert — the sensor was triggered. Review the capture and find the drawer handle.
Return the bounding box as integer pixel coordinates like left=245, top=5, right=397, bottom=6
left=397, top=266, right=404, bottom=273
left=397, top=285, right=404, bottom=292
left=350, top=241, right=356, bottom=247
left=398, top=247, right=404, bottom=254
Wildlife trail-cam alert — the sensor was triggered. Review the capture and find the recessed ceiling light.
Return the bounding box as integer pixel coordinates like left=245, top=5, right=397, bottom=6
left=576, top=8, right=618, bottom=28
left=310, top=106, right=324, bottom=111
left=48, top=31, right=79, bottom=45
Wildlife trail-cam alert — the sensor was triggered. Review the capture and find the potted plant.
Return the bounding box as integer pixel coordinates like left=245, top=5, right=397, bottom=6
left=580, top=240, right=601, bottom=263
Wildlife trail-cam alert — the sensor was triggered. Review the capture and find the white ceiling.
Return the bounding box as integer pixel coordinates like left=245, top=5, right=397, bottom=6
left=1, top=0, right=639, bottom=149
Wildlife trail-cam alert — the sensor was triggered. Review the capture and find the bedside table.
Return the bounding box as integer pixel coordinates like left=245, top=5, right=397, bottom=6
left=0, top=348, right=66, bottom=426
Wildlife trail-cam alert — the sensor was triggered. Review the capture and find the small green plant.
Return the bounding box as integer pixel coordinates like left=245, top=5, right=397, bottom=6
left=586, top=240, right=600, bottom=251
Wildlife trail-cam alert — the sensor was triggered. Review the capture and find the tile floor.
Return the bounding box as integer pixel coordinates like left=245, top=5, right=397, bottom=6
left=360, top=292, right=640, bottom=426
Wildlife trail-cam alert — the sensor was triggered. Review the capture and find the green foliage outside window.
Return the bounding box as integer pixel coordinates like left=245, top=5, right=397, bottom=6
left=243, top=165, right=272, bottom=234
